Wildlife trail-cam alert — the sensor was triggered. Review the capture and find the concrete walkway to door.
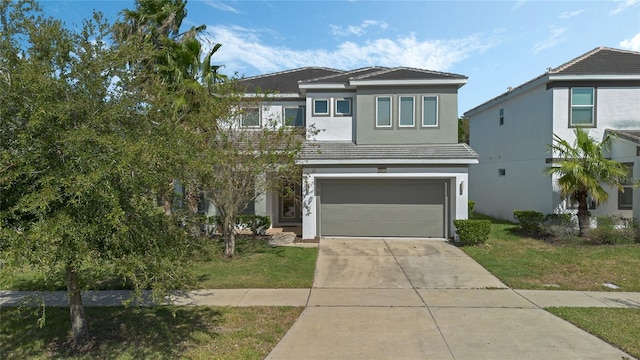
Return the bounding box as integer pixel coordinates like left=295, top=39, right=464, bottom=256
left=265, top=238, right=633, bottom=360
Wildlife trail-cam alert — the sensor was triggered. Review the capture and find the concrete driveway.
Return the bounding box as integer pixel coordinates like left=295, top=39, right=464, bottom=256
left=266, top=238, right=632, bottom=360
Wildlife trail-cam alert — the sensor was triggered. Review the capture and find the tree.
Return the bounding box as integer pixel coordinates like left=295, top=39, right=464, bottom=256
left=458, top=117, right=469, bottom=144
left=201, top=89, right=308, bottom=257
left=0, top=1, right=204, bottom=347
left=547, top=128, right=629, bottom=237
left=114, top=0, right=225, bottom=217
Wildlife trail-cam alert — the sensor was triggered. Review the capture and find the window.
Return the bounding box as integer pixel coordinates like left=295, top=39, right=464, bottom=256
left=399, top=96, right=415, bottom=127
left=335, top=98, right=352, bottom=116
left=241, top=107, right=260, bottom=127
left=376, top=96, right=392, bottom=127
left=619, top=163, right=634, bottom=210
left=284, top=106, right=305, bottom=127
left=313, top=99, right=329, bottom=116
left=499, top=108, right=504, bottom=126
left=498, top=168, right=506, bottom=176
left=570, top=87, right=595, bottom=126
left=422, top=96, right=438, bottom=127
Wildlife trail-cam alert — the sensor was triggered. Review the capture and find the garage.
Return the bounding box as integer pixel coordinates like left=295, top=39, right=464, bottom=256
left=318, top=179, right=447, bottom=238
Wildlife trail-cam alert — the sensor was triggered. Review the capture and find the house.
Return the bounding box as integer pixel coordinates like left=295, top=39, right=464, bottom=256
left=464, top=47, right=640, bottom=222
left=208, top=66, right=478, bottom=240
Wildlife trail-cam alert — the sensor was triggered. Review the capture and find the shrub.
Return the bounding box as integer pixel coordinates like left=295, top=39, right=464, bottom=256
left=468, top=200, right=475, bottom=218
left=589, top=215, right=635, bottom=245
left=237, top=215, right=271, bottom=235
left=538, top=213, right=578, bottom=239
left=453, top=219, right=491, bottom=246
left=513, top=210, right=544, bottom=234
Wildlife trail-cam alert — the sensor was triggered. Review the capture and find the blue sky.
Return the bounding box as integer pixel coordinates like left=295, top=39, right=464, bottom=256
left=39, top=0, right=640, bottom=115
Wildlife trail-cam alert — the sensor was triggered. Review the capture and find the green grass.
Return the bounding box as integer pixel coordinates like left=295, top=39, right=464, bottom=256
left=193, top=236, right=317, bottom=289
left=547, top=307, right=640, bottom=359
left=0, top=305, right=303, bottom=359
left=3, top=236, right=318, bottom=291
left=461, top=214, right=640, bottom=291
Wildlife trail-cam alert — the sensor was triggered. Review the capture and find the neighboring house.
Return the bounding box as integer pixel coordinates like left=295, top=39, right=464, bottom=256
left=205, top=66, right=477, bottom=240
left=464, top=47, right=640, bottom=222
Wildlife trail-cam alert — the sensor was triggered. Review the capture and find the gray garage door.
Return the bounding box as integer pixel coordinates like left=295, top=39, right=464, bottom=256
left=319, top=179, right=446, bottom=238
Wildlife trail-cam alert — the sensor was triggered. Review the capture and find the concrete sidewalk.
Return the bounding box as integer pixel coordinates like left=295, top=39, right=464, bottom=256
left=1, top=288, right=639, bottom=308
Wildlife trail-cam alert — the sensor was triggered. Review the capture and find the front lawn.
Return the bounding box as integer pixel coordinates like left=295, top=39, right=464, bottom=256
left=1, top=305, right=303, bottom=360
left=3, top=236, right=318, bottom=291
left=461, top=215, right=640, bottom=291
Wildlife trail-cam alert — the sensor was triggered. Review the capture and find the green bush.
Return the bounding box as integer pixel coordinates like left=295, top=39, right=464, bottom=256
left=513, top=210, right=544, bottom=234
left=237, top=215, right=271, bottom=235
left=468, top=200, right=475, bottom=218
left=589, top=215, right=635, bottom=245
left=453, top=219, right=491, bottom=246
left=538, top=213, right=578, bottom=239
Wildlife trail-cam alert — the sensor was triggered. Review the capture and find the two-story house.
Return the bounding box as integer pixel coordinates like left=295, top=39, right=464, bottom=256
left=226, top=66, right=477, bottom=240
left=464, top=47, right=640, bottom=222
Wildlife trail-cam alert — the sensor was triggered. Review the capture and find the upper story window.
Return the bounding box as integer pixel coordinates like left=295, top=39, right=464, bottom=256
left=376, top=96, right=392, bottom=128
left=570, top=87, right=595, bottom=127
left=499, top=108, right=504, bottom=126
left=313, top=99, right=329, bottom=116
left=399, top=96, right=415, bottom=127
left=422, top=96, right=438, bottom=127
left=241, top=107, right=260, bottom=127
left=284, top=106, right=305, bottom=127
left=335, top=98, right=352, bottom=116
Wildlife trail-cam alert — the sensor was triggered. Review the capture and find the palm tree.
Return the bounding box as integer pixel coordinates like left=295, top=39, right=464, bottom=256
left=547, top=128, right=629, bottom=237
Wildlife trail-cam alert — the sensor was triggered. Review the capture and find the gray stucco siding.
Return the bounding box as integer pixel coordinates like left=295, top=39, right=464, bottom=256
left=355, top=86, right=459, bottom=145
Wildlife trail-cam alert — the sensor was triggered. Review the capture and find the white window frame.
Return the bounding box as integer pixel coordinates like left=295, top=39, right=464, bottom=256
left=570, top=87, right=595, bottom=127
left=283, top=106, right=305, bottom=127
left=334, top=98, right=352, bottom=116
left=241, top=107, right=261, bottom=128
left=375, top=96, right=392, bottom=128
left=398, top=96, right=415, bottom=127
left=421, top=96, right=438, bottom=127
left=313, top=99, right=329, bottom=116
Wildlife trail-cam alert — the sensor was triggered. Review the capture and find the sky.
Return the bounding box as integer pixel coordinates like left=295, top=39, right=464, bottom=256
left=38, top=0, right=640, bottom=115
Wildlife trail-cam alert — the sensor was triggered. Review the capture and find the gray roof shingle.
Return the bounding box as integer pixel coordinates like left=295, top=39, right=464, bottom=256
left=551, top=47, right=640, bottom=75
left=237, top=67, right=343, bottom=94
left=301, top=141, right=478, bottom=163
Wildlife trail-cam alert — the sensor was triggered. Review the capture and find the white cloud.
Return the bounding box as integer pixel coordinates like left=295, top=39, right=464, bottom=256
left=610, top=0, right=640, bottom=15
left=620, top=32, right=640, bottom=51
left=202, top=0, right=240, bottom=14
left=533, top=27, right=567, bottom=54
left=330, top=20, right=389, bottom=37
left=202, top=25, right=500, bottom=76
left=558, top=9, right=585, bottom=19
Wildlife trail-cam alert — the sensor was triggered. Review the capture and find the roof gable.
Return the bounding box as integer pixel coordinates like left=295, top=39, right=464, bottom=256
left=355, top=67, right=467, bottom=81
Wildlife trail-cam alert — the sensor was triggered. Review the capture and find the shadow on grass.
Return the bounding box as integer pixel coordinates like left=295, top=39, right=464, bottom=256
left=1, top=306, right=221, bottom=359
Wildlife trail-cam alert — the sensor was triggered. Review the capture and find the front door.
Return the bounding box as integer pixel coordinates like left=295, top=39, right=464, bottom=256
left=279, top=182, right=302, bottom=224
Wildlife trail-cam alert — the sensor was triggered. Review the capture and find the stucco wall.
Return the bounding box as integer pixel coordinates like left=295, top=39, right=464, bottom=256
left=355, top=86, right=459, bottom=145
left=305, top=91, right=355, bottom=141
left=468, top=84, right=554, bottom=220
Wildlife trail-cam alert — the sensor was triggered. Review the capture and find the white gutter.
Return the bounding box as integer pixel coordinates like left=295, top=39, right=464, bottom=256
left=298, top=158, right=479, bottom=165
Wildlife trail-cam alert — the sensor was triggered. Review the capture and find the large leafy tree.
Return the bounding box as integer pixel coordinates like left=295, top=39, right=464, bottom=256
left=0, top=0, right=204, bottom=347
left=547, top=128, right=629, bottom=237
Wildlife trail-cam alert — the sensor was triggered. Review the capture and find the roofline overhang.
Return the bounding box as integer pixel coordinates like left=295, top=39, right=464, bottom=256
left=463, top=75, right=549, bottom=117
left=548, top=74, right=640, bottom=81
left=298, top=83, right=353, bottom=90
left=298, top=158, right=479, bottom=165
left=349, top=79, right=467, bottom=87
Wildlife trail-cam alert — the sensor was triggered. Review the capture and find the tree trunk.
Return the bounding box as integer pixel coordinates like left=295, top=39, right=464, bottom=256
left=224, top=217, right=235, bottom=257
left=576, top=196, right=590, bottom=237
left=66, top=266, right=89, bottom=347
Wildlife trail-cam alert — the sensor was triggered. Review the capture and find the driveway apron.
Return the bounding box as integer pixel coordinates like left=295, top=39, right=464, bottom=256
left=266, top=238, right=632, bottom=360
